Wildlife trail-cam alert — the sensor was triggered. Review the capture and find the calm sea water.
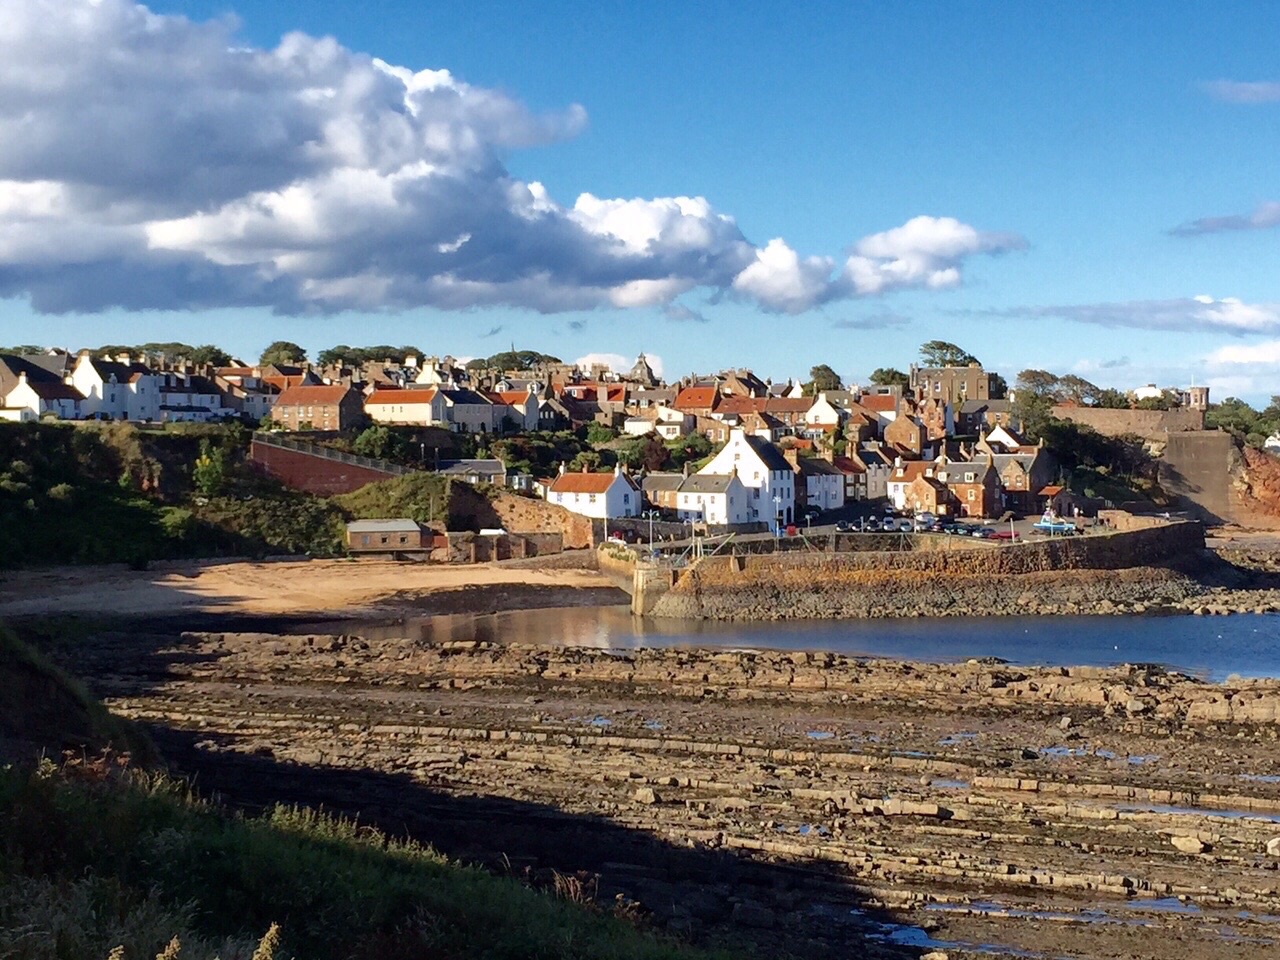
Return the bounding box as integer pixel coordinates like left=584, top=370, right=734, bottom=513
left=306, top=607, right=1280, bottom=683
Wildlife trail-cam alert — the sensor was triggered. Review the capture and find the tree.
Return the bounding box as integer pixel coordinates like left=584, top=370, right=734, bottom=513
left=989, top=373, right=1009, bottom=400
left=1095, top=388, right=1129, bottom=409
left=192, top=440, right=226, bottom=496
left=1010, top=369, right=1060, bottom=440
left=585, top=422, right=617, bottom=445
left=190, top=344, right=232, bottom=366
left=919, top=340, right=979, bottom=368
left=465, top=350, right=562, bottom=371
left=1057, top=375, right=1103, bottom=406
left=259, top=341, right=307, bottom=366
left=868, top=367, right=909, bottom=388
left=806, top=364, right=843, bottom=393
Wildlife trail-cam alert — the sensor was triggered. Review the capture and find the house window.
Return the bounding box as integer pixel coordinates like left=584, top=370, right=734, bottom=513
left=965, top=472, right=975, bottom=482
left=623, top=494, right=630, bottom=504
left=968, top=490, right=976, bottom=501
left=380, top=536, right=388, bottom=544
left=589, top=494, right=597, bottom=503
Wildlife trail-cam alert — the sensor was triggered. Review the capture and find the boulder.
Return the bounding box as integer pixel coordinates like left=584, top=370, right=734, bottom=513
left=633, top=786, right=660, bottom=805
left=1266, top=837, right=1280, bottom=858
left=1170, top=835, right=1208, bottom=854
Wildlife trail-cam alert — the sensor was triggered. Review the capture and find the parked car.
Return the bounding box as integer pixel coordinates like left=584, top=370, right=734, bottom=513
left=862, top=517, right=880, bottom=532
left=971, top=526, right=997, bottom=539
left=896, top=518, right=914, bottom=532
left=834, top=520, right=853, bottom=532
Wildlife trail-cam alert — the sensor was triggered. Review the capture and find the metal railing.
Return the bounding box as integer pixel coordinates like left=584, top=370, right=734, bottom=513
left=251, top=431, right=418, bottom=476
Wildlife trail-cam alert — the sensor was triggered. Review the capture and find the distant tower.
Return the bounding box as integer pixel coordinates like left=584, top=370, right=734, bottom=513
left=628, top=352, right=658, bottom=387
left=1187, top=386, right=1209, bottom=411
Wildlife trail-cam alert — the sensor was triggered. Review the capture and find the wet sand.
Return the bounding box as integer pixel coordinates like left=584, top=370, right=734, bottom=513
left=0, top=556, right=622, bottom=620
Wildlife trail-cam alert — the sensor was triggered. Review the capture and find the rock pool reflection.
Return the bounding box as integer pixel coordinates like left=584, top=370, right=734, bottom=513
left=301, top=607, right=1280, bottom=682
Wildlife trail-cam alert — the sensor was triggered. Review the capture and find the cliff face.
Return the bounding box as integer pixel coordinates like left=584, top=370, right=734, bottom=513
left=1232, top=446, right=1280, bottom=527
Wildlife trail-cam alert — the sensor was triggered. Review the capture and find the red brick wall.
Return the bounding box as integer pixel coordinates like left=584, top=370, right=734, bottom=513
left=250, top=440, right=399, bottom=495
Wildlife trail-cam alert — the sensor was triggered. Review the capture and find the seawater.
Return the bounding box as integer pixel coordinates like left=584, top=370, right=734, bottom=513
left=302, top=607, right=1280, bottom=683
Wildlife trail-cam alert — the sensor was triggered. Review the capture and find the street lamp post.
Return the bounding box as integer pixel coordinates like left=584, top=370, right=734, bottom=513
left=773, top=494, right=782, bottom=539
left=642, top=509, right=659, bottom=551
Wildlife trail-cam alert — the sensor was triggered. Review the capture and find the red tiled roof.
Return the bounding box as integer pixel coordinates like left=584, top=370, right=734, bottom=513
left=367, top=388, right=436, bottom=405
left=549, top=471, right=631, bottom=494
left=1039, top=485, right=1064, bottom=496
left=276, top=384, right=354, bottom=406
left=673, top=386, right=719, bottom=410
left=490, top=391, right=532, bottom=405
left=859, top=394, right=898, bottom=412
left=263, top=374, right=313, bottom=392
left=831, top=456, right=866, bottom=475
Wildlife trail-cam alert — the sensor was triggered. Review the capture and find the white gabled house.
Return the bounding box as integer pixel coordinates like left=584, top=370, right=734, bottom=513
left=70, top=354, right=162, bottom=421
left=3, top=372, right=82, bottom=420
left=365, top=387, right=446, bottom=426
left=675, top=472, right=752, bottom=525
left=697, top=427, right=795, bottom=530
left=546, top=463, right=641, bottom=519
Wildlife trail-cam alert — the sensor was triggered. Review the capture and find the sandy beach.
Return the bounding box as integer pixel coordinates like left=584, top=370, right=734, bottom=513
left=0, top=557, right=619, bottom=620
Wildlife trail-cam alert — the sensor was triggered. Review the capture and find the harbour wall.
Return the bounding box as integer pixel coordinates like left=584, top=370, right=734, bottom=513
left=648, top=521, right=1206, bottom=620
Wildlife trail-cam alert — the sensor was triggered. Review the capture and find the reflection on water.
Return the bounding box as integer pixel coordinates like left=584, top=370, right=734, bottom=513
left=298, top=607, right=1280, bottom=682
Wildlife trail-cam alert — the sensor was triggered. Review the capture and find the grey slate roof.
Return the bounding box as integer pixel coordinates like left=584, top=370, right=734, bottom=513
left=436, top=459, right=506, bottom=478
left=742, top=433, right=792, bottom=472
left=346, top=519, right=423, bottom=533
left=641, top=472, right=684, bottom=493
left=677, top=473, right=739, bottom=494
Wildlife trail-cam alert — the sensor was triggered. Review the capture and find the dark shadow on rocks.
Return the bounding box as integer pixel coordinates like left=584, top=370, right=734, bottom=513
left=148, top=723, right=917, bottom=960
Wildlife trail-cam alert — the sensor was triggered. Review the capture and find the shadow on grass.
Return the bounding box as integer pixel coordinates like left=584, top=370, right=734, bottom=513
left=146, top=723, right=914, bottom=960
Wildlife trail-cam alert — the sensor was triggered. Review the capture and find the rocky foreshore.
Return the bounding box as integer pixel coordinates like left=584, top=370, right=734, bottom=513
left=41, top=627, right=1280, bottom=960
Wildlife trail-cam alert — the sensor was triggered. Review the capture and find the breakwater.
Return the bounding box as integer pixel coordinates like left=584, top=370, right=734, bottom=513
left=646, top=521, right=1212, bottom=620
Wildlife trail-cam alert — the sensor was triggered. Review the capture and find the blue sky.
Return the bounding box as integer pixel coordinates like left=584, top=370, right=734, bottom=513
left=1, top=1, right=1278, bottom=400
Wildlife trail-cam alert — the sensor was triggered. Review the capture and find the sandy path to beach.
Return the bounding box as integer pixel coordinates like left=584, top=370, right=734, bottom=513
left=0, top=557, right=613, bottom=619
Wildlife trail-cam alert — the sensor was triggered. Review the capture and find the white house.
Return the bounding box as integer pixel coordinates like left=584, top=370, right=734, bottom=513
left=70, top=354, right=162, bottom=421
left=1266, top=432, right=1280, bottom=455
left=437, top=388, right=496, bottom=433
left=675, top=472, right=752, bottom=525
left=3, top=372, right=82, bottom=420
left=365, top=387, right=446, bottom=426
left=983, top=424, right=1027, bottom=452
left=546, top=464, right=641, bottom=519
left=698, top=427, right=795, bottom=530
left=795, top=457, right=846, bottom=513
left=623, top=415, right=656, bottom=437
left=157, top=373, right=228, bottom=422
left=804, top=394, right=845, bottom=431
left=486, top=388, right=540, bottom=431
left=855, top=448, right=892, bottom=501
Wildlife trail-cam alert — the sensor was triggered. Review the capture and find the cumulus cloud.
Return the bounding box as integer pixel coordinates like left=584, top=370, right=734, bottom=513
left=0, top=0, right=1021, bottom=316
left=991, top=296, right=1280, bottom=335
left=1171, top=201, right=1280, bottom=236
left=1203, top=80, right=1280, bottom=104
left=574, top=352, right=664, bottom=378
left=1206, top=340, right=1280, bottom=365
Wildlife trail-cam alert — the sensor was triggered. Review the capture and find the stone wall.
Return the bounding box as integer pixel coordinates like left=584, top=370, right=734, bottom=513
left=249, top=439, right=401, bottom=495
left=1050, top=406, right=1204, bottom=440
left=1159, top=431, right=1236, bottom=524
left=650, top=521, right=1205, bottom=620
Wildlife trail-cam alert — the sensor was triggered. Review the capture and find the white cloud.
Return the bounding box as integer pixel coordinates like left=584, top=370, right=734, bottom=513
left=1203, top=80, right=1280, bottom=104
left=0, top=0, right=1021, bottom=316
left=1171, top=200, right=1280, bottom=236
left=1206, top=340, right=1280, bottom=365
left=574, top=352, right=664, bottom=378
left=731, top=239, right=835, bottom=313
left=844, top=216, right=1025, bottom=296
left=995, top=296, right=1280, bottom=334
